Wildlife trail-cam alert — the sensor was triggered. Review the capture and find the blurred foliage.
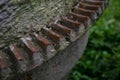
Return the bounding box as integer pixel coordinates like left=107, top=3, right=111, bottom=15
left=68, top=0, right=120, bottom=80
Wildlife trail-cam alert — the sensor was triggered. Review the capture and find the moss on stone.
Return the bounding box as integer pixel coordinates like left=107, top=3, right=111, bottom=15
left=0, top=0, right=79, bottom=49
left=11, top=0, right=29, bottom=5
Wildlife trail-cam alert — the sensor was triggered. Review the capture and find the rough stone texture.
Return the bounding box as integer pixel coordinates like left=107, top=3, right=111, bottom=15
left=18, top=31, right=89, bottom=80
left=0, top=0, right=108, bottom=80
left=34, top=32, right=89, bottom=80
left=0, top=0, right=79, bottom=49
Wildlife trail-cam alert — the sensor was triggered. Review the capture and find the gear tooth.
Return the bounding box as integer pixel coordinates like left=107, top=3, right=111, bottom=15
left=20, top=37, right=43, bottom=68
left=41, top=27, right=67, bottom=49
left=32, top=33, right=55, bottom=59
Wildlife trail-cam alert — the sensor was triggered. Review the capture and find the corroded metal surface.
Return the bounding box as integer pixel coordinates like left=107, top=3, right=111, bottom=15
left=0, top=0, right=108, bottom=80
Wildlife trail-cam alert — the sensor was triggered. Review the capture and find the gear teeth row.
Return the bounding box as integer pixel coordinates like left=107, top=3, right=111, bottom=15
left=8, top=44, right=27, bottom=71
left=81, top=0, right=105, bottom=10
left=78, top=2, right=102, bottom=15
left=74, top=7, right=98, bottom=20
left=32, top=33, right=56, bottom=59
left=68, top=12, right=92, bottom=28
left=52, top=22, right=77, bottom=41
left=0, top=0, right=108, bottom=79
left=60, top=16, right=85, bottom=38
left=20, top=37, right=43, bottom=69
left=41, top=27, right=68, bottom=49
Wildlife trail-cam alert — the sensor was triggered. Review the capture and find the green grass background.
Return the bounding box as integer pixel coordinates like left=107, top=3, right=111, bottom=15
left=68, top=0, right=120, bottom=80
